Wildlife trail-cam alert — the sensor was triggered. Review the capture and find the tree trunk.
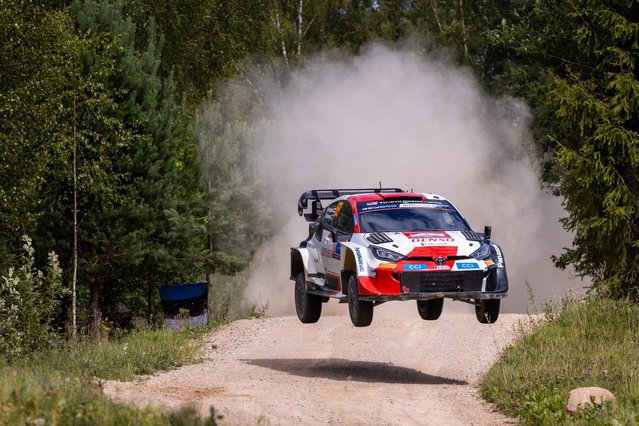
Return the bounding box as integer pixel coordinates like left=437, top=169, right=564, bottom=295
left=206, top=171, right=214, bottom=325
left=297, top=0, right=303, bottom=56
left=89, top=244, right=101, bottom=338
left=273, top=2, right=289, bottom=66
left=430, top=0, right=443, bottom=33
left=147, top=280, right=155, bottom=325
left=458, top=0, right=469, bottom=59
left=90, top=279, right=101, bottom=339
left=71, top=96, right=78, bottom=339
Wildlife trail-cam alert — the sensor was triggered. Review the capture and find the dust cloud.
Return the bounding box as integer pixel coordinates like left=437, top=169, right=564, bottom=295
left=242, top=44, right=581, bottom=317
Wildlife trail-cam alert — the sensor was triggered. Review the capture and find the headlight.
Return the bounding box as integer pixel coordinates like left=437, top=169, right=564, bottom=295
left=470, top=243, right=491, bottom=260
left=371, top=246, right=405, bottom=262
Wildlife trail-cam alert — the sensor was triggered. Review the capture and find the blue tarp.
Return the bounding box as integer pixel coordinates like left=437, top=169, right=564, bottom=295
left=159, top=282, right=207, bottom=302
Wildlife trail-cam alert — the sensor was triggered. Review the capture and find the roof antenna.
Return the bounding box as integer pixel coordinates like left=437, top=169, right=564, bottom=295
left=379, top=181, right=382, bottom=190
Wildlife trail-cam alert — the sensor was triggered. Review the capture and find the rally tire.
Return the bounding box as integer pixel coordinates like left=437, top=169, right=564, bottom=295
left=295, top=273, right=321, bottom=323
left=475, top=299, right=500, bottom=324
left=347, top=274, right=373, bottom=327
left=417, top=298, right=444, bottom=320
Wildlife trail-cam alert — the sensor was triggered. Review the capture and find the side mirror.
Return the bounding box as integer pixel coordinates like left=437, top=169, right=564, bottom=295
left=483, top=225, right=492, bottom=241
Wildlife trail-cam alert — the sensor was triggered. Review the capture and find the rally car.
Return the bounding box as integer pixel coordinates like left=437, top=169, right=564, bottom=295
left=291, top=188, right=508, bottom=327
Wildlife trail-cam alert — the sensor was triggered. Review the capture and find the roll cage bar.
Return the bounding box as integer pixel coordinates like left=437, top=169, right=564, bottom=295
left=297, top=188, right=405, bottom=222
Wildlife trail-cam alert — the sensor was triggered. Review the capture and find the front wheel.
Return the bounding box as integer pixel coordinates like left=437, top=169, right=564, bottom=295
left=347, top=274, right=373, bottom=327
left=417, top=298, right=444, bottom=320
left=475, top=299, right=500, bottom=324
left=295, top=273, right=321, bottom=323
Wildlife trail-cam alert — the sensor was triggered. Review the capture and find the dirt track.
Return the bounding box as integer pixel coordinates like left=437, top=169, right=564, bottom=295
left=104, top=310, right=527, bottom=425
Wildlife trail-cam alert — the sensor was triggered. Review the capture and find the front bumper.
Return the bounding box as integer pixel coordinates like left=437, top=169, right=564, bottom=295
left=357, top=266, right=508, bottom=301
left=358, top=291, right=508, bottom=302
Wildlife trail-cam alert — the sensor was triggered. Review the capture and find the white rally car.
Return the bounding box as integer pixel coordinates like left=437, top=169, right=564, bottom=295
left=290, top=188, right=508, bottom=327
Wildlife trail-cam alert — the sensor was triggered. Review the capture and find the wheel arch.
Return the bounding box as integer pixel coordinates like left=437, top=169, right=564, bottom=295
left=290, top=248, right=306, bottom=281
left=340, top=247, right=357, bottom=292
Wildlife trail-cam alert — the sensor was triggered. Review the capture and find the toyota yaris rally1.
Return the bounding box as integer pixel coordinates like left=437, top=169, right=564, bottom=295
left=291, top=188, right=508, bottom=327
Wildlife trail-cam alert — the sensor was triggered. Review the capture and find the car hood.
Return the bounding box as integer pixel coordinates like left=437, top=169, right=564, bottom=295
left=360, top=230, right=485, bottom=258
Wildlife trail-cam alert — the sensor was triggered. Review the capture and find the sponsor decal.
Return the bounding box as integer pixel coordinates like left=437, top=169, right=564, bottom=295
left=399, top=203, right=450, bottom=209
left=484, top=259, right=495, bottom=267
left=408, top=232, right=449, bottom=239
left=434, top=265, right=450, bottom=270
left=401, top=286, right=410, bottom=294
left=377, top=262, right=397, bottom=270
left=413, top=238, right=455, bottom=244
left=334, top=201, right=343, bottom=218
left=404, top=263, right=427, bottom=271
left=335, top=242, right=341, bottom=256
left=355, top=247, right=365, bottom=272
left=493, top=244, right=504, bottom=268
left=321, top=246, right=341, bottom=260
left=456, top=262, right=479, bottom=270
left=353, top=214, right=359, bottom=226
left=358, top=199, right=454, bottom=213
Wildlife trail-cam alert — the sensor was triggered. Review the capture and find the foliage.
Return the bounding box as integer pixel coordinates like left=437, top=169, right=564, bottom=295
left=473, top=1, right=639, bottom=298
left=194, top=84, right=270, bottom=275
left=24, top=0, right=207, bottom=331
left=2, top=0, right=638, bottom=351
left=0, top=236, right=65, bottom=360
left=0, top=3, right=76, bottom=269
left=43, top=325, right=210, bottom=381
left=547, top=2, right=639, bottom=298
left=0, top=326, right=215, bottom=425
left=481, top=296, right=639, bottom=425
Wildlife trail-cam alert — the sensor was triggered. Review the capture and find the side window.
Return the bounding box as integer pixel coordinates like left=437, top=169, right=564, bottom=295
left=322, top=203, right=338, bottom=229
left=334, top=202, right=354, bottom=235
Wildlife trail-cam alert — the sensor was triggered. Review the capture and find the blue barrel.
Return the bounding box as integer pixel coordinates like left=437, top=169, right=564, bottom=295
left=159, top=282, right=207, bottom=317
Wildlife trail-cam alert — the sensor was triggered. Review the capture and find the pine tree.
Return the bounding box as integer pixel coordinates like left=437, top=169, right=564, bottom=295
left=546, top=1, right=639, bottom=297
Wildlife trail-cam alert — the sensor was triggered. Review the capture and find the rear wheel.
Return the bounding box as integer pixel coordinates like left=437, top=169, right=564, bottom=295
left=417, top=298, right=444, bottom=320
left=475, top=299, right=500, bottom=324
left=294, top=273, right=321, bottom=323
left=347, top=274, right=373, bottom=327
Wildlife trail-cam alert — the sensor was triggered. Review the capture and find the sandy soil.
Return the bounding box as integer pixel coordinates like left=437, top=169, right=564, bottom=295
left=103, top=310, right=530, bottom=425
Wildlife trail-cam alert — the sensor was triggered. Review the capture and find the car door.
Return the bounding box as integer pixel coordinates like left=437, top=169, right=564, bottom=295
left=305, top=203, right=337, bottom=288
left=320, top=200, right=355, bottom=290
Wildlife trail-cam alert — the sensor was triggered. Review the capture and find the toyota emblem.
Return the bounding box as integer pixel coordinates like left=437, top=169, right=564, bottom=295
left=434, top=256, right=447, bottom=265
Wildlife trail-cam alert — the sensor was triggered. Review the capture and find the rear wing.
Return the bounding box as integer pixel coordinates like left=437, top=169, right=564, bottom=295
left=297, top=188, right=405, bottom=222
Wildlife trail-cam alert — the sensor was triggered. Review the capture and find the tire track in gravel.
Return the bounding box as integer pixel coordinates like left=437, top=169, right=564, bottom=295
left=104, top=312, right=528, bottom=425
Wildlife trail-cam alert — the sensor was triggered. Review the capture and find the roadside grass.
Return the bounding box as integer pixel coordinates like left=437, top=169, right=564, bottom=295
left=481, top=296, right=639, bottom=425
left=0, top=326, right=217, bottom=425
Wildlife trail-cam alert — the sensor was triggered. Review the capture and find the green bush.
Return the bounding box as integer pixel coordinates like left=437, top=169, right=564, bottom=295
left=0, top=236, right=65, bottom=360
left=481, top=296, right=639, bottom=425
left=1, top=326, right=215, bottom=425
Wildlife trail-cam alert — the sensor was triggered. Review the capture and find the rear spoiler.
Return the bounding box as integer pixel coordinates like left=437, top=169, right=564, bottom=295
left=297, top=188, right=405, bottom=222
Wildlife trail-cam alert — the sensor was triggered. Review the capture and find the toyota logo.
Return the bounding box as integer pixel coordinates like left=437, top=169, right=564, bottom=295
left=434, top=256, right=447, bottom=265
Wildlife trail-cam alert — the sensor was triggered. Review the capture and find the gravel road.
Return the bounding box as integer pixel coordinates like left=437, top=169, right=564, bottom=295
left=104, top=309, right=529, bottom=425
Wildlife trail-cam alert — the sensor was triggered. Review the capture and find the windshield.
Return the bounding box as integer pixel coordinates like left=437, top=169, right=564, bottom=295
left=357, top=200, right=469, bottom=232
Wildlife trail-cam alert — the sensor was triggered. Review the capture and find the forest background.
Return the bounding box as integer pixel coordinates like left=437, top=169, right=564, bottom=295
left=1, top=0, right=638, bottom=357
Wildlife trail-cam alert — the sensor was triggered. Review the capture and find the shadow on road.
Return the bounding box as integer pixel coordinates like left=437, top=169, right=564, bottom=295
left=240, top=358, right=468, bottom=385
